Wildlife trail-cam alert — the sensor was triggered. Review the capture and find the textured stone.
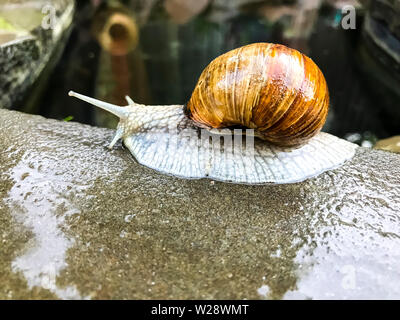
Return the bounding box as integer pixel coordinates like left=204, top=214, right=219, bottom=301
left=375, top=135, right=400, bottom=153
left=0, top=109, right=399, bottom=299
left=0, top=0, right=74, bottom=109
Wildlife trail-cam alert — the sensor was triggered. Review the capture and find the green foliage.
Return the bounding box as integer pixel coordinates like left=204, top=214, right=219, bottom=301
left=63, top=116, right=74, bottom=122
left=0, top=17, right=16, bottom=31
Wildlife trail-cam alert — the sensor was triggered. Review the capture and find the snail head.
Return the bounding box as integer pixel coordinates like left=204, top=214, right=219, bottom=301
left=68, top=91, right=138, bottom=149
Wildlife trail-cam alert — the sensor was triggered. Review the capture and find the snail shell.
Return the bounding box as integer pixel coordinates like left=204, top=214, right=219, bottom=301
left=68, top=43, right=357, bottom=184
left=186, top=43, right=329, bottom=147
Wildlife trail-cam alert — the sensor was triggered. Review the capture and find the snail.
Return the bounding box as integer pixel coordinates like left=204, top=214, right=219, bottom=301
left=69, top=42, right=357, bottom=184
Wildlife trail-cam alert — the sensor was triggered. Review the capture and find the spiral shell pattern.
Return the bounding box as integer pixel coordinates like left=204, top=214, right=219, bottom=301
left=186, top=42, right=329, bottom=147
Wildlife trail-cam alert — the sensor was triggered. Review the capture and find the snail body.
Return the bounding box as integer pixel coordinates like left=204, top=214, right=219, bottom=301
left=69, top=43, right=357, bottom=184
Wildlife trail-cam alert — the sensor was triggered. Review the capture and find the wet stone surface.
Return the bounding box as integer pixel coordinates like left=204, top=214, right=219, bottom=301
left=0, top=109, right=400, bottom=299
left=0, top=0, right=74, bottom=109
left=375, top=136, right=400, bottom=154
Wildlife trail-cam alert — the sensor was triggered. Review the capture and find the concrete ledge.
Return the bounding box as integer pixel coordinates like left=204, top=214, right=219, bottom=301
left=0, top=0, right=74, bottom=109
left=0, top=109, right=400, bottom=299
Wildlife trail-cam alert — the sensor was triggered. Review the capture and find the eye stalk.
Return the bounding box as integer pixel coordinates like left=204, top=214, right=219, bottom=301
left=68, top=91, right=130, bottom=119
left=68, top=91, right=134, bottom=148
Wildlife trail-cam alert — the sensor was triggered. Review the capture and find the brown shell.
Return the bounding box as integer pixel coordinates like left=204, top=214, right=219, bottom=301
left=185, top=42, right=329, bottom=147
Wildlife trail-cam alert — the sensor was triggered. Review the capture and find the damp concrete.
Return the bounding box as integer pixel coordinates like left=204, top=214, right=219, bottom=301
left=0, top=109, right=399, bottom=299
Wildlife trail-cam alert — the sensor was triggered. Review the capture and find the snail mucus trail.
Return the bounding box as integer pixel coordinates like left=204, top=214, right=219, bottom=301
left=69, top=42, right=357, bottom=184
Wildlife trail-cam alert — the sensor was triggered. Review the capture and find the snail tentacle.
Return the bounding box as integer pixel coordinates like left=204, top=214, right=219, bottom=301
left=68, top=91, right=129, bottom=119
left=69, top=91, right=131, bottom=147
left=125, top=95, right=136, bottom=106
left=108, top=127, right=124, bottom=149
